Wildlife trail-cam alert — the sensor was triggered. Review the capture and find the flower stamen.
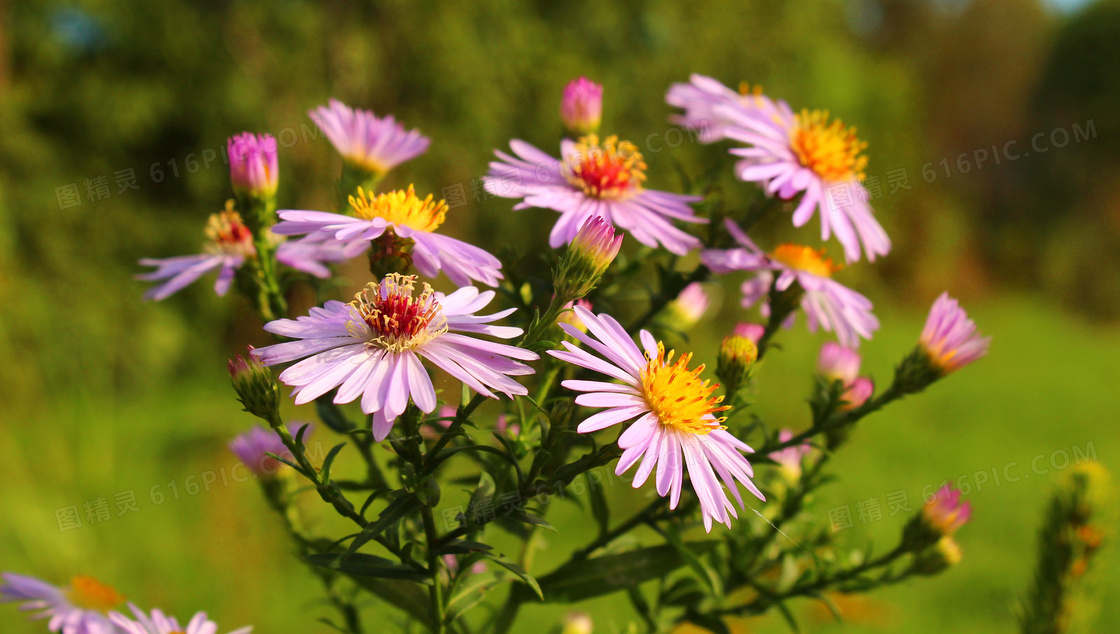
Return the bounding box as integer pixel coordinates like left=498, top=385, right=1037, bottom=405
left=351, top=274, right=447, bottom=352
left=563, top=135, right=646, bottom=200
left=67, top=576, right=124, bottom=613
left=770, top=243, right=841, bottom=278
left=790, top=109, right=868, bottom=182
left=349, top=185, right=448, bottom=232
left=203, top=202, right=255, bottom=258
left=640, top=342, right=729, bottom=435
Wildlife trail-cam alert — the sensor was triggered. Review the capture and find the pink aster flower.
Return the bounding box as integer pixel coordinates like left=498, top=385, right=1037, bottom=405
left=768, top=429, right=811, bottom=482
left=560, top=77, right=603, bottom=136
left=666, top=74, right=777, bottom=143
left=110, top=605, right=250, bottom=634
left=484, top=135, right=704, bottom=255
left=253, top=275, right=538, bottom=441
left=704, top=84, right=889, bottom=262
left=227, top=132, right=278, bottom=198
left=923, top=484, right=972, bottom=536
left=702, top=219, right=879, bottom=348
left=547, top=305, right=764, bottom=532
left=228, top=423, right=312, bottom=477
left=919, top=293, right=991, bottom=374
left=272, top=185, right=502, bottom=287
left=1, top=573, right=124, bottom=634
left=137, top=205, right=254, bottom=301
left=310, top=99, right=429, bottom=174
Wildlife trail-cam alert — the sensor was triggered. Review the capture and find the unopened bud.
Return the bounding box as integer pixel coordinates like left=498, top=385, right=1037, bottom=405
left=554, top=216, right=622, bottom=301
left=228, top=133, right=279, bottom=233
left=717, top=334, right=757, bottom=398
left=230, top=347, right=281, bottom=423
left=560, top=78, right=603, bottom=137
left=910, top=536, right=962, bottom=575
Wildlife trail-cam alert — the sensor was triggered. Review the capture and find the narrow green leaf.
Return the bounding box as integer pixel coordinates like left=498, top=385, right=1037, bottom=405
left=445, top=571, right=512, bottom=623
left=432, top=540, right=493, bottom=556
left=663, top=526, right=723, bottom=598
left=350, top=577, right=432, bottom=627
left=484, top=554, right=543, bottom=600
left=306, top=553, right=430, bottom=584
left=507, top=510, right=557, bottom=533
left=319, top=442, right=347, bottom=482
left=536, top=542, right=720, bottom=603
left=316, top=397, right=355, bottom=433
left=588, top=483, right=610, bottom=538
left=348, top=493, right=422, bottom=554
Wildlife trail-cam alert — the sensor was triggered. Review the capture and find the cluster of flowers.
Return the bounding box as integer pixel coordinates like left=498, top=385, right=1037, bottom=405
left=7, top=75, right=989, bottom=632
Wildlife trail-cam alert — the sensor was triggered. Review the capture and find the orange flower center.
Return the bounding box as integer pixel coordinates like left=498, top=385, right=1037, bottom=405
left=770, top=243, right=840, bottom=278
left=790, top=109, right=868, bottom=182
left=204, top=203, right=255, bottom=257
left=640, top=342, right=729, bottom=435
left=563, top=135, right=646, bottom=200
left=349, top=185, right=447, bottom=233
left=67, top=576, right=124, bottom=613
left=351, top=274, right=447, bottom=352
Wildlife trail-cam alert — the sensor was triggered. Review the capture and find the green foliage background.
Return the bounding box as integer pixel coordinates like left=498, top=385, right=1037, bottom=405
left=0, top=0, right=1118, bottom=632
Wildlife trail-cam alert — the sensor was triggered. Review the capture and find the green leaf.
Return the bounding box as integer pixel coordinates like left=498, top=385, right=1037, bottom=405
left=350, top=577, right=433, bottom=627
left=306, top=553, right=430, bottom=584
left=660, top=577, right=706, bottom=607
left=484, top=554, right=543, bottom=601
left=263, top=451, right=307, bottom=476
left=469, top=471, right=496, bottom=514
left=536, top=542, right=720, bottom=603
left=663, top=525, right=723, bottom=598
left=588, top=483, right=610, bottom=538
left=319, top=442, right=347, bottom=483
left=348, top=493, right=422, bottom=554
left=432, top=540, right=493, bottom=556
left=507, top=510, right=557, bottom=533
left=444, top=571, right=512, bottom=623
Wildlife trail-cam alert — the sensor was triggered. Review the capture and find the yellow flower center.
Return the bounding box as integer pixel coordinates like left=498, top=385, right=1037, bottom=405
left=770, top=243, right=840, bottom=278
left=349, top=185, right=448, bottom=233
left=204, top=202, right=255, bottom=258
left=790, top=109, right=868, bottom=182
left=563, top=135, right=646, bottom=200
left=67, top=576, right=124, bottom=613
left=351, top=274, right=447, bottom=352
left=640, top=342, right=729, bottom=435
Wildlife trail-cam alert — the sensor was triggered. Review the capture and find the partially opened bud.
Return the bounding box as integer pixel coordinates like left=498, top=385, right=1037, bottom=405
left=717, top=333, right=758, bottom=398
left=843, top=376, right=874, bottom=410
left=817, top=342, right=861, bottom=385
left=733, top=322, right=765, bottom=343
left=228, top=133, right=279, bottom=199
left=555, top=216, right=622, bottom=300
left=557, top=299, right=592, bottom=333
left=560, top=78, right=603, bottom=137
left=911, top=536, right=963, bottom=575
left=903, top=484, right=972, bottom=551
left=919, top=293, right=990, bottom=375
left=231, top=347, right=281, bottom=423
left=666, top=282, right=711, bottom=328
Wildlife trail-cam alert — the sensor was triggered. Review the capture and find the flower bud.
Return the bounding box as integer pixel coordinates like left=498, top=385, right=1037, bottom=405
left=228, top=133, right=279, bottom=199
left=560, top=78, right=603, bottom=137
left=817, top=342, right=860, bottom=385
left=769, top=429, right=811, bottom=483
left=666, top=282, right=711, bottom=329
left=717, top=333, right=758, bottom=399
left=554, top=216, right=622, bottom=301
left=561, top=612, right=593, bottom=634
left=230, top=347, right=281, bottom=423
left=229, top=423, right=311, bottom=477
left=919, top=292, right=990, bottom=375
left=842, top=376, right=874, bottom=410
left=910, top=536, right=962, bottom=576
left=733, top=322, right=765, bottom=343
left=903, top=484, right=972, bottom=551
left=557, top=299, right=592, bottom=333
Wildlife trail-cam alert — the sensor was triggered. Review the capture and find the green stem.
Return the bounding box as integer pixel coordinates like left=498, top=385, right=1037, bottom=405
left=422, top=505, right=447, bottom=633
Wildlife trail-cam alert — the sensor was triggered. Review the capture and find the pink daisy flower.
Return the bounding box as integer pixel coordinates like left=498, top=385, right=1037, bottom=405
left=666, top=74, right=777, bottom=143
left=310, top=99, right=430, bottom=174
left=484, top=135, right=704, bottom=255
left=702, top=219, right=879, bottom=348
left=919, top=293, right=991, bottom=374
left=704, top=83, right=889, bottom=263
left=1, top=573, right=124, bottom=634
left=253, top=275, right=538, bottom=441
left=547, top=305, right=764, bottom=532
left=272, top=185, right=502, bottom=287
left=137, top=205, right=255, bottom=301
left=110, top=605, right=250, bottom=634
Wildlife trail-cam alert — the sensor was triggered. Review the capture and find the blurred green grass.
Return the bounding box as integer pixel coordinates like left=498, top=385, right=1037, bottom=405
left=2, top=292, right=1117, bottom=633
